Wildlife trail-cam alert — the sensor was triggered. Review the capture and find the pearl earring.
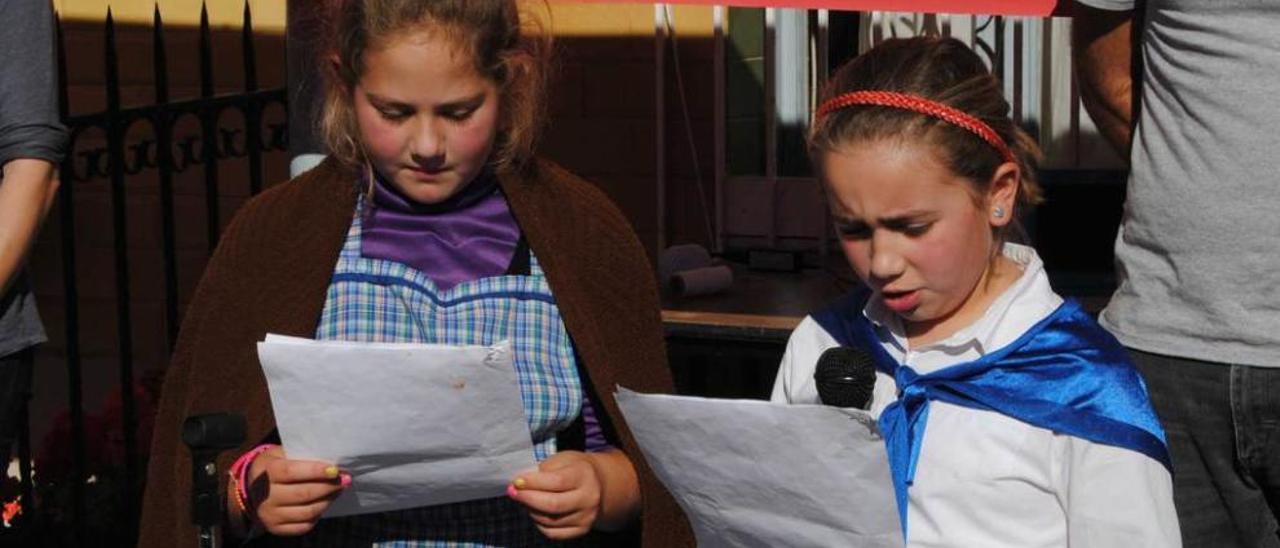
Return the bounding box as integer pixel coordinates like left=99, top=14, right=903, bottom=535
left=993, top=206, right=1006, bottom=219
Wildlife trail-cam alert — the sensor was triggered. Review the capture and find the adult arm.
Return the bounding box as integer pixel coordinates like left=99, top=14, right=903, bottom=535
left=0, top=160, right=59, bottom=294
left=1072, top=3, right=1141, bottom=159
left=0, top=0, right=68, bottom=293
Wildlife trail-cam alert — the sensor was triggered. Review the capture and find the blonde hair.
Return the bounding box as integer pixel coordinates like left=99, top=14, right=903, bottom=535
left=319, top=0, right=551, bottom=176
left=810, top=37, right=1044, bottom=248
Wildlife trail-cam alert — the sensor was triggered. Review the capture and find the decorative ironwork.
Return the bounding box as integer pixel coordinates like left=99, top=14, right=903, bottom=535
left=10, top=3, right=286, bottom=545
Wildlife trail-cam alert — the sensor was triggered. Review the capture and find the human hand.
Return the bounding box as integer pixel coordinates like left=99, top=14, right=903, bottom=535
left=245, top=446, right=351, bottom=536
left=507, top=450, right=603, bottom=540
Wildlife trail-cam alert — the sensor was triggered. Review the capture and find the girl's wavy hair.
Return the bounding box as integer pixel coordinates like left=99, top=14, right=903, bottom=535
left=319, top=0, right=551, bottom=176
left=809, top=36, right=1044, bottom=247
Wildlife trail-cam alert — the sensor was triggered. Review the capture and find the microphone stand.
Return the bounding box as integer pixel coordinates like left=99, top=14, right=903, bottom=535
left=182, top=413, right=247, bottom=548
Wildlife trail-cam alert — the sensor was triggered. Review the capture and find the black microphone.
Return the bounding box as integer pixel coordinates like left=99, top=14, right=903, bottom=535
left=182, top=413, right=247, bottom=451
left=182, top=413, right=247, bottom=548
left=814, top=346, right=877, bottom=409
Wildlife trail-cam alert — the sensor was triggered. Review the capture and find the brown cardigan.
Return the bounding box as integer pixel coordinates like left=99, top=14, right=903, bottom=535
left=136, top=158, right=694, bottom=547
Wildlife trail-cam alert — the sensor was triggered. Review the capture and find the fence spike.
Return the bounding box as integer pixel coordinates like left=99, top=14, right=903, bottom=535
left=105, top=8, right=120, bottom=113
left=200, top=2, right=213, bottom=98
left=243, top=0, right=258, bottom=92
left=153, top=4, right=169, bottom=103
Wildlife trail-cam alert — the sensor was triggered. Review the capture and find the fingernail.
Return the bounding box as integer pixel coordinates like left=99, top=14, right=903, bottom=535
left=506, top=484, right=519, bottom=499
left=324, top=465, right=339, bottom=479
left=340, top=473, right=352, bottom=488
left=513, top=477, right=526, bottom=489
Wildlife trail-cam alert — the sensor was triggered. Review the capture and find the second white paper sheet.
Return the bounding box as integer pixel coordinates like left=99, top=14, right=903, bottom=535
left=257, top=335, right=537, bottom=518
left=616, top=387, right=902, bottom=548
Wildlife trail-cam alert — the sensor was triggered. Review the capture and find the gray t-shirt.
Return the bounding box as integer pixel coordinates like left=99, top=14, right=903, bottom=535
left=0, top=0, right=66, bottom=357
left=1078, top=0, right=1280, bottom=367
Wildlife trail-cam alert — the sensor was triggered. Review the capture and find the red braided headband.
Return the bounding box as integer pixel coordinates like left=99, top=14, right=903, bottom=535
left=815, top=90, right=1016, bottom=164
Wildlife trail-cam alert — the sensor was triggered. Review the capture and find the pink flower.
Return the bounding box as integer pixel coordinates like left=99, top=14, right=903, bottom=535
left=2, top=496, right=20, bottom=527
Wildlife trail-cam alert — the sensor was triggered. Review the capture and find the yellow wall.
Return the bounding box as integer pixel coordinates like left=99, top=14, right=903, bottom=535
left=540, top=2, right=717, bottom=37
left=52, top=1, right=718, bottom=37
left=53, top=0, right=286, bottom=31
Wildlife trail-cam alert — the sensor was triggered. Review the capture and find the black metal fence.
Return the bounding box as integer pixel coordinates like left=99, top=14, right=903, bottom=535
left=4, top=3, right=286, bottom=546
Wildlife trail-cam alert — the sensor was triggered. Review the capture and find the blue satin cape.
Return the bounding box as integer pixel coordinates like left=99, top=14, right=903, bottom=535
left=812, top=289, right=1172, bottom=536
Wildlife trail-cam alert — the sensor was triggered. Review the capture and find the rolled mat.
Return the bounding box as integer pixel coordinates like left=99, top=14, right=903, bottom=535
left=670, top=265, right=734, bottom=298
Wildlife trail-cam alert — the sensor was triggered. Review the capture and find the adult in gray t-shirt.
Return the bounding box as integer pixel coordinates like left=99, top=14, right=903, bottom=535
left=1074, top=1, right=1280, bottom=546
left=0, top=0, right=66, bottom=466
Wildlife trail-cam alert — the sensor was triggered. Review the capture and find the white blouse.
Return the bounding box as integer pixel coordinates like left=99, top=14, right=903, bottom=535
left=771, top=244, right=1180, bottom=547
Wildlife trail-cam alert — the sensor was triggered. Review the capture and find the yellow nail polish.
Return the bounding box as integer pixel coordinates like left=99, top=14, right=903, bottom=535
left=325, top=465, right=339, bottom=478
left=513, top=477, right=526, bottom=489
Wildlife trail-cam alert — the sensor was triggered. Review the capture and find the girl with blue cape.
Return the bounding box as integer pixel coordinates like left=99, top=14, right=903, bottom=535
left=771, top=37, right=1180, bottom=547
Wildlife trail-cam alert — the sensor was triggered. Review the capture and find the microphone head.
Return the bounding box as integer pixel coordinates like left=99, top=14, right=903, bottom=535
left=813, top=346, right=877, bottom=409
left=182, top=413, right=247, bottom=452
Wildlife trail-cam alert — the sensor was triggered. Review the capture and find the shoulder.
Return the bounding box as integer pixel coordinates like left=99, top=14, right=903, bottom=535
left=221, top=158, right=358, bottom=243
left=814, top=289, right=871, bottom=320
left=234, top=159, right=355, bottom=225
left=780, top=317, right=841, bottom=379
left=523, top=158, right=634, bottom=234
left=1052, top=300, right=1133, bottom=359
left=808, top=288, right=873, bottom=347
left=786, top=315, right=840, bottom=352
left=503, top=158, right=651, bottom=279
left=773, top=315, right=845, bottom=405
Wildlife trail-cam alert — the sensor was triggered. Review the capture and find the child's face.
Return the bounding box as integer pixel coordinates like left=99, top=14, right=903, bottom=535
left=822, top=139, right=1014, bottom=341
left=353, top=30, right=501, bottom=205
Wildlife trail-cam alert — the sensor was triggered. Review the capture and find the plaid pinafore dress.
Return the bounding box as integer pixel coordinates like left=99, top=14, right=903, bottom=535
left=305, top=205, right=584, bottom=547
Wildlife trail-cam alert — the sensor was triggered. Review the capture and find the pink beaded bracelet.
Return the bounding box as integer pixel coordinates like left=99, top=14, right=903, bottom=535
left=228, top=443, right=278, bottom=521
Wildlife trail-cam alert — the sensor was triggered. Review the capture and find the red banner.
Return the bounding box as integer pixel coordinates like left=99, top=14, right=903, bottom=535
left=566, top=0, right=1070, bottom=16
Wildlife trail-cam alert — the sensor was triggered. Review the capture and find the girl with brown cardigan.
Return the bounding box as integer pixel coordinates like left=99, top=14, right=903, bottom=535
left=138, top=1, right=692, bottom=546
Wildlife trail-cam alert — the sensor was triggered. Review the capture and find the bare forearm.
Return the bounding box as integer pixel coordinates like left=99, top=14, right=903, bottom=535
left=1072, top=5, right=1139, bottom=159
left=0, top=159, right=59, bottom=294
left=587, top=448, right=642, bottom=531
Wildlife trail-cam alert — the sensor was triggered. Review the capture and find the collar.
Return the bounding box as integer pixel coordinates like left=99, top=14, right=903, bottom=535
left=370, top=166, right=500, bottom=215
left=862, top=243, right=1062, bottom=363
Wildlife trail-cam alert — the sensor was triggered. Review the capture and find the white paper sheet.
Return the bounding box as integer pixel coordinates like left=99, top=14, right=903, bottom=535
left=616, top=387, right=903, bottom=548
left=256, top=334, right=537, bottom=517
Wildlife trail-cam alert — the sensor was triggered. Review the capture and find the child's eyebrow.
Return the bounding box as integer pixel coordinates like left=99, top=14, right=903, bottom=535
left=833, top=209, right=933, bottom=225
left=364, top=92, right=410, bottom=108
left=878, top=210, right=934, bottom=224
left=831, top=213, right=865, bottom=225
left=433, top=92, right=487, bottom=111
left=362, top=92, right=487, bottom=110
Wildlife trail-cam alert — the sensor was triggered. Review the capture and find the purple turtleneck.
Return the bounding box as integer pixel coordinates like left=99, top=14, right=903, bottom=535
left=362, top=170, right=520, bottom=291
left=359, top=170, right=611, bottom=452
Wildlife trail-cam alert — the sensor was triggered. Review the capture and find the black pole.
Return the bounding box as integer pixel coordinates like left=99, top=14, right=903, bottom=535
left=54, top=13, right=88, bottom=547
left=199, top=3, right=221, bottom=254
left=243, top=0, right=264, bottom=196
left=104, top=10, right=141, bottom=541
left=154, top=4, right=181, bottom=349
